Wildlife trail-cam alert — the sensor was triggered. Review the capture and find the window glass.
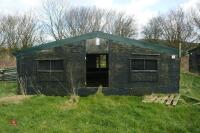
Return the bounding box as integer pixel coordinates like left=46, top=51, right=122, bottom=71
left=38, top=60, right=50, bottom=70
left=131, top=59, right=157, bottom=71
left=51, top=60, right=64, bottom=70
left=131, top=59, right=145, bottom=70
left=145, top=60, right=157, bottom=70
left=38, top=60, right=63, bottom=70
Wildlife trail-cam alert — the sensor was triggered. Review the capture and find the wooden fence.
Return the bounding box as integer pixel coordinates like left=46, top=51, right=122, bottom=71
left=0, top=67, right=17, bottom=81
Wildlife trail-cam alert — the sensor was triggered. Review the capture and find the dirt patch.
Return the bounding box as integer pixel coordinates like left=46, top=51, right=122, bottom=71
left=0, top=95, right=32, bottom=105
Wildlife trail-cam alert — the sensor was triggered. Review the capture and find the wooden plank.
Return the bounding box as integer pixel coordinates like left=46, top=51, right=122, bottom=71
left=166, top=95, right=175, bottom=105
left=157, top=96, right=166, bottom=103
left=143, top=95, right=157, bottom=103
left=182, top=95, right=200, bottom=102
left=193, top=102, right=200, bottom=105
left=143, top=95, right=153, bottom=103
left=160, top=96, right=169, bottom=104
left=151, top=96, right=158, bottom=102
left=172, top=94, right=180, bottom=106
left=154, top=96, right=163, bottom=103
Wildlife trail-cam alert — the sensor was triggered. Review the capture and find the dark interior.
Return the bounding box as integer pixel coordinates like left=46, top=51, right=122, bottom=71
left=86, top=54, right=108, bottom=87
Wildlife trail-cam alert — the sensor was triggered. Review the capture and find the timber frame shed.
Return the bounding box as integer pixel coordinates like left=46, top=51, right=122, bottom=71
left=14, top=31, right=180, bottom=96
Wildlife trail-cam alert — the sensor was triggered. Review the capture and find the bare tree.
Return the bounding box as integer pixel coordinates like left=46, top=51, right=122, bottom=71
left=18, top=13, right=40, bottom=48
left=143, top=8, right=195, bottom=50
left=158, top=8, right=194, bottom=47
left=0, top=13, right=40, bottom=49
left=65, top=8, right=137, bottom=37
left=104, top=11, right=137, bottom=37
left=65, top=7, right=105, bottom=37
left=42, top=0, right=67, bottom=40
left=0, top=24, right=6, bottom=47
left=42, top=0, right=137, bottom=39
left=142, top=16, right=162, bottom=41
left=191, top=3, right=200, bottom=41
left=0, top=15, right=20, bottom=49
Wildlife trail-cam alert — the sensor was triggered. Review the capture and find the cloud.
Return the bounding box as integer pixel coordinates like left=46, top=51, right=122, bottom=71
left=0, top=0, right=43, bottom=15
left=20, top=0, right=41, bottom=8
left=181, top=0, right=200, bottom=12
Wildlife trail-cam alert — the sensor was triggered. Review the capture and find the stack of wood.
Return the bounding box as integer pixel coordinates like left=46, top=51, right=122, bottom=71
left=0, top=67, right=17, bottom=81
left=142, top=94, right=180, bottom=106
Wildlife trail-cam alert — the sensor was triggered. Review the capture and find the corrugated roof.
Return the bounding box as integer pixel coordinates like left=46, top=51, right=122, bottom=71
left=13, top=31, right=178, bottom=57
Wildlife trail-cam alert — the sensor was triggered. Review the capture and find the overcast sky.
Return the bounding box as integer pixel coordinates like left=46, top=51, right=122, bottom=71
left=0, top=0, right=199, bottom=37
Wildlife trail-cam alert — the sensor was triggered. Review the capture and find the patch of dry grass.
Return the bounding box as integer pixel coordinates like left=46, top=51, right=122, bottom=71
left=59, top=95, right=79, bottom=110
left=0, top=95, right=31, bottom=105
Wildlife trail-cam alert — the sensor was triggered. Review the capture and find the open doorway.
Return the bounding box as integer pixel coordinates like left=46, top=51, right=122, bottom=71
left=86, top=54, right=108, bottom=87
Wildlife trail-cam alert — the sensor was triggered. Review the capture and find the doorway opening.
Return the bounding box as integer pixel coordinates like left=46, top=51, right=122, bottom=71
left=86, top=54, right=108, bottom=87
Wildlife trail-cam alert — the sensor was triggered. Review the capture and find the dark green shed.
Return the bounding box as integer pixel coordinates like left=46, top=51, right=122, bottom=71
left=14, top=31, right=180, bottom=96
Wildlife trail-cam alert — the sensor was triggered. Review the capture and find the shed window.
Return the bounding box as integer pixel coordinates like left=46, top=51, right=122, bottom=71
left=38, top=60, right=64, bottom=71
left=131, top=59, right=158, bottom=71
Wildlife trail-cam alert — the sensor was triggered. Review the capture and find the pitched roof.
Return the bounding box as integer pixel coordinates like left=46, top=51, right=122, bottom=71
left=13, top=31, right=178, bottom=57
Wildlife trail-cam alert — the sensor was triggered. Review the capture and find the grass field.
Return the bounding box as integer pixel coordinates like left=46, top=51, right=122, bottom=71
left=0, top=73, right=200, bottom=133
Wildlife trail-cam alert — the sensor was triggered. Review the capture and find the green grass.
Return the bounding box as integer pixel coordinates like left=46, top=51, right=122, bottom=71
left=180, top=72, right=200, bottom=99
left=0, top=73, right=200, bottom=133
left=0, top=81, right=17, bottom=97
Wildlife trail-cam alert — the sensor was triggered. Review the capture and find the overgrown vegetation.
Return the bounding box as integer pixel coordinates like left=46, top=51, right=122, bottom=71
left=0, top=73, right=200, bottom=132
left=180, top=72, right=200, bottom=99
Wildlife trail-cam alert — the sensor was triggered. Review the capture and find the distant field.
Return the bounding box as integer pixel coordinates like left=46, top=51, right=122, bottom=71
left=0, top=73, right=199, bottom=133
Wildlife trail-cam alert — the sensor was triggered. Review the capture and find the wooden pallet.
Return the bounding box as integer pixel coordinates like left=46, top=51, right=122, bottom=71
left=143, top=94, right=180, bottom=106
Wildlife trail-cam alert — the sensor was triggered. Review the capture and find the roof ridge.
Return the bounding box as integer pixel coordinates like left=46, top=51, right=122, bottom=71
left=13, top=31, right=178, bottom=57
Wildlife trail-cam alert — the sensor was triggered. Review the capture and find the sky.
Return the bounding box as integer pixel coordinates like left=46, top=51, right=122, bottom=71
left=0, top=0, right=199, bottom=37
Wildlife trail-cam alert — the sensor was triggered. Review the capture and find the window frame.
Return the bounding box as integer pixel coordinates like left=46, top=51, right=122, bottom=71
left=36, top=59, right=64, bottom=72
left=130, top=58, right=158, bottom=72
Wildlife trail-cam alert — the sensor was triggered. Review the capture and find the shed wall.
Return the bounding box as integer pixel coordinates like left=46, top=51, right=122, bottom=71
left=16, top=40, right=180, bottom=96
